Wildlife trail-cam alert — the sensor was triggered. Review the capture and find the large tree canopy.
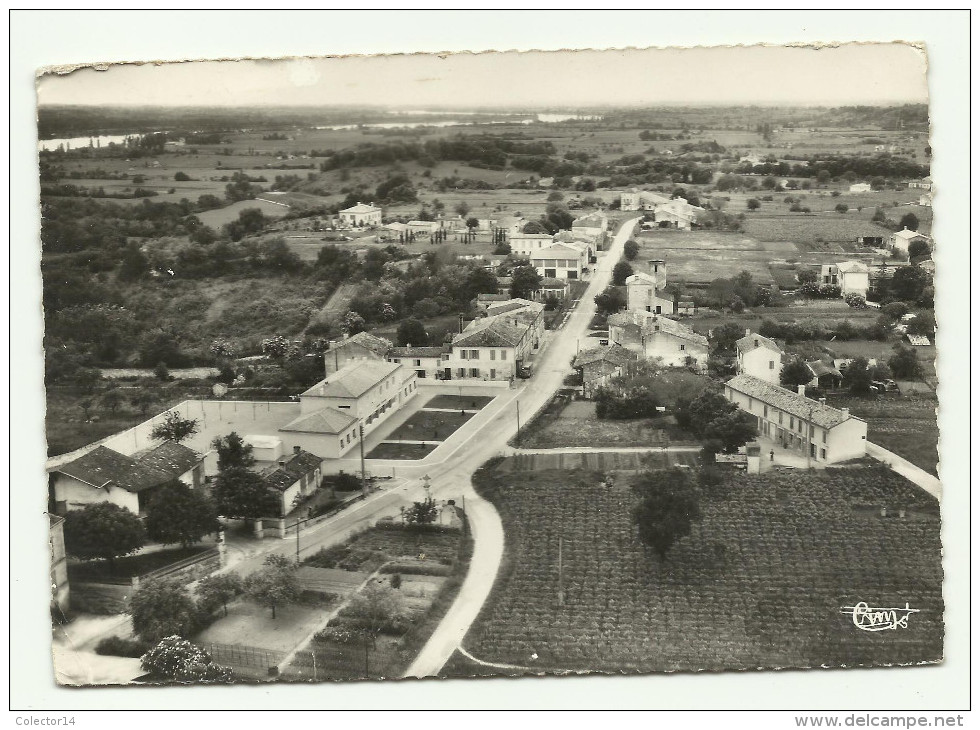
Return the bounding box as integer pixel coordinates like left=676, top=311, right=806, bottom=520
left=145, top=481, right=219, bottom=548
left=63, top=502, right=146, bottom=569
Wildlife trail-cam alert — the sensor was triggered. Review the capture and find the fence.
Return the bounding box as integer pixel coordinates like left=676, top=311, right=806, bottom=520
left=140, top=547, right=221, bottom=583
left=203, top=642, right=285, bottom=671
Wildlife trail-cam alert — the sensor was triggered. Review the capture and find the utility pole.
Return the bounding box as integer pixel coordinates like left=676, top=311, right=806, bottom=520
left=516, top=400, right=521, bottom=434
left=359, top=423, right=367, bottom=495
left=295, top=517, right=301, bottom=563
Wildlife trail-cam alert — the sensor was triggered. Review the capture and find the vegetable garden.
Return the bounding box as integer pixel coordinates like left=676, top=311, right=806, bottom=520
left=456, top=462, right=942, bottom=675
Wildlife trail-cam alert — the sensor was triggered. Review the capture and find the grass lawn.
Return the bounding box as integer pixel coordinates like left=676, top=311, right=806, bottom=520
left=68, top=546, right=212, bottom=582
left=194, top=198, right=291, bottom=229
left=365, top=442, right=439, bottom=460
left=515, top=398, right=696, bottom=449
left=386, top=409, right=475, bottom=442
left=826, top=393, right=939, bottom=476
left=455, top=463, right=942, bottom=675
left=423, top=394, right=495, bottom=410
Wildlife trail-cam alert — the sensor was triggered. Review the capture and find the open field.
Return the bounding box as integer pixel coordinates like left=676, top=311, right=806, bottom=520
left=455, top=463, right=942, bottom=674
left=195, top=198, right=292, bottom=228
left=515, top=398, right=696, bottom=449
left=742, top=215, right=893, bottom=248
left=826, top=393, right=940, bottom=476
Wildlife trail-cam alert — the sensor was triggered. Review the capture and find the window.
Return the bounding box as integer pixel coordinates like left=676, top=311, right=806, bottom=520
left=460, top=350, right=468, bottom=360
left=471, top=349, right=480, bottom=359
left=769, top=360, right=775, bottom=370
left=490, top=369, right=496, bottom=379
left=501, top=350, right=507, bottom=361
left=679, top=344, right=686, bottom=351
left=789, top=417, right=794, bottom=429
left=822, top=430, right=827, bottom=443
left=763, top=405, right=768, bottom=418
left=809, top=425, right=815, bottom=438
left=490, top=350, right=496, bottom=361
left=820, top=448, right=826, bottom=459
left=414, top=359, right=421, bottom=367
left=470, top=368, right=480, bottom=377
left=338, top=405, right=351, bottom=410
left=778, top=412, right=783, bottom=425
left=393, top=358, right=401, bottom=363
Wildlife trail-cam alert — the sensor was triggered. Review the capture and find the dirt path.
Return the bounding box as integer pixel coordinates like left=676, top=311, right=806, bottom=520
left=307, top=282, right=359, bottom=331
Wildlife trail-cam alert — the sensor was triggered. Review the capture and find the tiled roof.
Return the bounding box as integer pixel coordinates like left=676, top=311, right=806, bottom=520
left=476, top=293, right=510, bottom=302
left=573, top=345, right=638, bottom=369
left=260, top=449, right=323, bottom=492
left=531, top=243, right=586, bottom=258
left=280, top=407, right=358, bottom=435
left=806, top=360, right=842, bottom=378
left=132, top=441, right=202, bottom=477
left=609, top=310, right=708, bottom=347
left=453, top=319, right=526, bottom=348
left=626, top=272, right=659, bottom=286
left=486, top=298, right=545, bottom=316
left=304, top=360, right=402, bottom=399
left=341, top=203, right=380, bottom=214
left=834, top=260, right=870, bottom=274
left=725, top=374, right=861, bottom=429
left=541, top=278, right=568, bottom=288
left=330, top=332, right=393, bottom=357
left=894, top=228, right=928, bottom=241
left=55, top=444, right=202, bottom=493
left=736, top=333, right=783, bottom=355
left=390, top=346, right=448, bottom=358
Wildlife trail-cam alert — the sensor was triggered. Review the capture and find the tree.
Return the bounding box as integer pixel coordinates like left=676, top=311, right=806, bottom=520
left=210, top=432, right=255, bottom=472
left=906, top=310, right=935, bottom=338
left=746, top=198, right=761, bottom=211
left=547, top=191, right=564, bottom=202
left=623, top=240, right=640, bottom=260
left=835, top=203, right=849, bottom=214
left=118, top=242, right=150, bottom=282
left=509, top=265, right=542, bottom=299
left=244, top=554, right=301, bottom=619
left=212, top=467, right=278, bottom=519
left=195, top=574, right=244, bottom=618
left=63, top=503, right=146, bottom=573
left=889, top=345, right=922, bottom=379
left=780, top=358, right=814, bottom=388
left=842, top=357, right=873, bottom=394
left=145, top=481, right=219, bottom=548
left=343, top=581, right=407, bottom=638
left=612, top=261, right=634, bottom=286
left=101, top=389, right=124, bottom=414
left=130, top=579, right=198, bottom=643
left=454, top=201, right=470, bottom=217
left=404, top=498, right=438, bottom=525
left=889, top=265, right=928, bottom=301
left=710, top=322, right=745, bottom=353
left=396, top=318, right=428, bottom=347
left=174, top=172, right=191, bottom=182
left=150, top=411, right=200, bottom=444
left=632, top=469, right=702, bottom=561
left=522, top=220, right=549, bottom=234
left=342, top=310, right=366, bottom=336
left=908, top=239, right=931, bottom=259
left=701, top=411, right=757, bottom=454
left=899, top=212, right=920, bottom=231
left=465, top=217, right=479, bottom=231
left=130, top=389, right=157, bottom=416
left=140, top=636, right=231, bottom=683
left=593, top=287, right=626, bottom=316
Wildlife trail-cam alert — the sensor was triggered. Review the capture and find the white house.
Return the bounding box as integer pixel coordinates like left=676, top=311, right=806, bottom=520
left=890, top=228, right=931, bottom=257
left=820, top=260, right=871, bottom=299
left=323, top=332, right=393, bottom=375
left=571, top=212, right=607, bottom=240
left=338, top=202, right=382, bottom=227
left=446, top=317, right=535, bottom=380
left=536, top=277, right=570, bottom=302
left=908, top=177, right=933, bottom=191
left=735, top=331, right=783, bottom=385
left=626, top=258, right=675, bottom=314
left=485, top=298, right=546, bottom=349
left=407, top=220, right=440, bottom=236
left=49, top=442, right=205, bottom=516
left=388, top=345, right=449, bottom=380
left=509, top=233, right=556, bottom=258
left=654, top=198, right=704, bottom=230
left=724, top=374, right=868, bottom=464
left=530, top=242, right=587, bottom=280
left=620, top=189, right=671, bottom=212
left=849, top=183, right=872, bottom=193
left=607, top=310, right=709, bottom=369
left=259, top=446, right=324, bottom=517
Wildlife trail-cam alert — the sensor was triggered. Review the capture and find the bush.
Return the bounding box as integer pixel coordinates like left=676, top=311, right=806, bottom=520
left=95, top=635, right=151, bottom=658
left=844, top=293, right=867, bottom=309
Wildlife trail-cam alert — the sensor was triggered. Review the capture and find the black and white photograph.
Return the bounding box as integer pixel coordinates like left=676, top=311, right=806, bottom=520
left=11, top=8, right=970, bottom=716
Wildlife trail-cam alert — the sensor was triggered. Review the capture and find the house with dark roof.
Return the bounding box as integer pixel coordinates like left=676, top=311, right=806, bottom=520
left=49, top=442, right=205, bottom=516
left=323, top=331, right=394, bottom=375
left=735, top=330, right=784, bottom=385
left=806, top=360, right=843, bottom=389
left=446, top=316, right=534, bottom=380
left=572, top=345, right=639, bottom=397
left=724, top=374, right=867, bottom=464
left=535, top=277, right=570, bottom=302
left=608, top=310, right=709, bottom=369
left=258, top=446, right=324, bottom=517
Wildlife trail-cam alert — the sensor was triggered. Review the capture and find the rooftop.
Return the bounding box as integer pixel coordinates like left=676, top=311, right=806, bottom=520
left=260, top=449, right=324, bottom=492
left=573, top=345, right=638, bottom=369
left=486, top=298, right=545, bottom=316
left=280, top=407, right=358, bottom=435
left=328, top=331, right=393, bottom=357
left=341, top=202, right=380, bottom=214
left=736, top=332, right=783, bottom=355
left=55, top=443, right=202, bottom=493
left=894, top=228, right=929, bottom=241
left=531, top=242, right=586, bottom=258
left=131, top=441, right=203, bottom=477
left=609, top=310, right=708, bottom=347
left=303, top=360, right=402, bottom=399
left=390, top=345, right=448, bottom=358
left=454, top=318, right=527, bottom=348
left=725, top=374, right=862, bottom=430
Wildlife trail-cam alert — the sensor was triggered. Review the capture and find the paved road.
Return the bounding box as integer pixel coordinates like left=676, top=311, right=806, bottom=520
left=403, top=217, right=638, bottom=677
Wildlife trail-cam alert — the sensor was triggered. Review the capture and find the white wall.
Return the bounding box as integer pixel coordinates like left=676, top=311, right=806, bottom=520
left=52, top=475, right=140, bottom=514
left=738, top=346, right=782, bottom=384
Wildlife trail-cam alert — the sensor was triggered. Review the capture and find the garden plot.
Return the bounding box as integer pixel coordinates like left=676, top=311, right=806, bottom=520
left=634, top=231, right=789, bottom=286
left=457, top=464, right=941, bottom=674
left=424, top=394, right=496, bottom=410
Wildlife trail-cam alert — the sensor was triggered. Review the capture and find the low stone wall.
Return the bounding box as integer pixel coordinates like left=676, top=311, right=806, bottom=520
left=138, top=548, right=223, bottom=587
left=70, top=582, right=133, bottom=615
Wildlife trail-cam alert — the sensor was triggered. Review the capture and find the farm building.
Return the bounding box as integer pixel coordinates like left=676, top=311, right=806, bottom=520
left=806, top=360, right=844, bottom=389
left=620, top=188, right=671, bottom=212
left=338, top=202, right=382, bottom=227
left=724, top=374, right=868, bottom=464
left=509, top=233, right=556, bottom=258
left=820, top=260, right=870, bottom=299
left=654, top=198, right=705, bottom=230
left=572, top=345, right=638, bottom=398
left=735, top=331, right=783, bottom=385
left=626, top=260, right=672, bottom=314
left=607, top=310, right=709, bottom=369
left=849, top=183, right=872, bottom=193
left=49, top=441, right=205, bottom=516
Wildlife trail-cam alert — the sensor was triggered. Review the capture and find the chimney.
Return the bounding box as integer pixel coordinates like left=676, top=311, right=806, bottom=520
left=328, top=340, right=336, bottom=349
left=841, top=407, right=850, bottom=418
left=754, top=338, right=759, bottom=348
left=745, top=328, right=751, bottom=337
left=819, top=398, right=827, bottom=406
left=293, top=445, right=301, bottom=455
left=797, top=385, right=806, bottom=396
left=458, top=314, right=465, bottom=334
left=278, top=457, right=287, bottom=467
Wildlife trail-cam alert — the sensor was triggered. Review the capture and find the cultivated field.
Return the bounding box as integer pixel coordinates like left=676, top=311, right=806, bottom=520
left=453, top=463, right=942, bottom=675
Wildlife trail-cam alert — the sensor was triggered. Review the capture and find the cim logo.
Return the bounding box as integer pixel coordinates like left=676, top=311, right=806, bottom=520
left=840, top=602, right=920, bottom=632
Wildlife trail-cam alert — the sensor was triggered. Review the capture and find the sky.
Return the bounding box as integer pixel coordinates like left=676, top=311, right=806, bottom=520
left=36, top=43, right=928, bottom=109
